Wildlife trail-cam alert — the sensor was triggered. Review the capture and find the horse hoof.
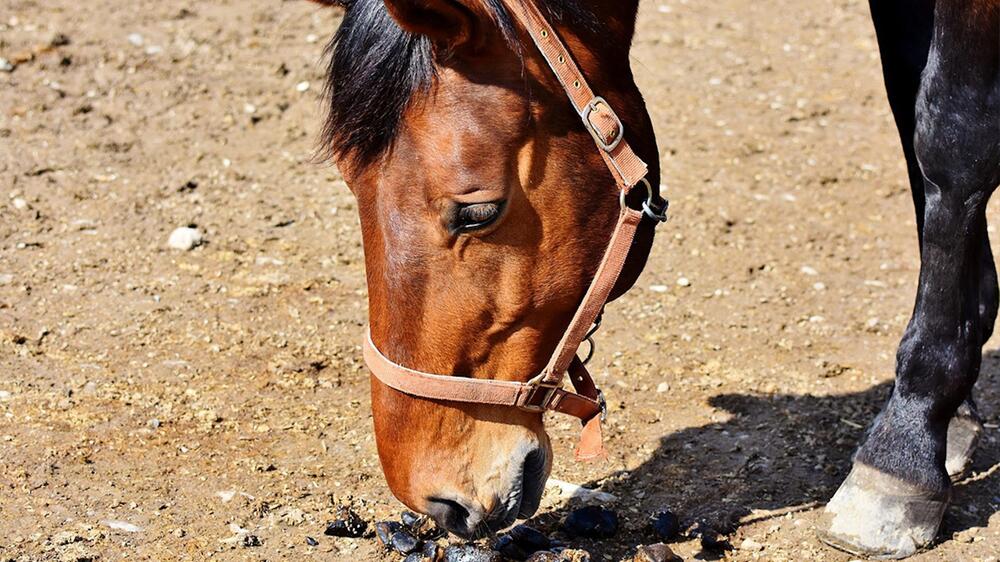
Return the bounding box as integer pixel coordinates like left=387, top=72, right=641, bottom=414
left=817, top=463, right=948, bottom=559
left=945, top=405, right=983, bottom=480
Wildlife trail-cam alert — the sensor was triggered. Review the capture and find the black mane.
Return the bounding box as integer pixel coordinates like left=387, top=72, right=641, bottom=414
left=320, top=0, right=596, bottom=166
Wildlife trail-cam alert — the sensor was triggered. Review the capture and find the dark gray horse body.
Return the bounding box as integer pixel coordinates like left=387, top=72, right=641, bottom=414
left=820, top=0, right=1000, bottom=557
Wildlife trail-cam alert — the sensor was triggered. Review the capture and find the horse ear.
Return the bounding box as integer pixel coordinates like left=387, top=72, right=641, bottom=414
left=382, top=0, right=482, bottom=47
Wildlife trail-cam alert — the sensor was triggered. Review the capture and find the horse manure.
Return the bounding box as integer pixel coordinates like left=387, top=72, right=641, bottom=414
left=649, top=510, right=681, bottom=542
left=374, top=521, right=402, bottom=545
left=304, top=536, right=319, bottom=546
left=493, top=535, right=529, bottom=560
left=442, top=544, right=501, bottom=562
left=401, top=511, right=421, bottom=527
left=525, top=549, right=591, bottom=562
left=324, top=506, right=368, bottom=538
left=562, top=506, right=619, bottom=538
left=401, top=511, right=446, bottom=540
left=422, top=540, right=443, bottom=560
left=389, top=529, right=421, bottom=555
left=494, top=524, right=552, bottom=560
left=688, top=522, right=730, bottom=552
left=524, top=553, right=562, bottom=562
left=509, top=524, right=551, bottom=551
left=633, top=543, right=681, bottom=562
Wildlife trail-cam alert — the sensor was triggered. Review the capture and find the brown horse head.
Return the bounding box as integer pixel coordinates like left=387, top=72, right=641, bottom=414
left=320, top=0, right=659, bottom=538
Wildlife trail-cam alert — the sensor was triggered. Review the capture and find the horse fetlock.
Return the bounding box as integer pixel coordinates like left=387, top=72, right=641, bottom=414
left=818, top=463, right=949, bottom=559
left=946, top=403, right=983, bottom=480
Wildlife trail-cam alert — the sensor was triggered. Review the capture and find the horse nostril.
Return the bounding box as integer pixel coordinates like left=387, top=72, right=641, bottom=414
left=425, top=496, right=480, bottom=539
left=517, top=448, right=548, bottom=518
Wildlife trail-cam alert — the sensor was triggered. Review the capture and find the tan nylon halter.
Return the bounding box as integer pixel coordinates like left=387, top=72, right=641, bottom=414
left=363, top=0, right=666, bottom=462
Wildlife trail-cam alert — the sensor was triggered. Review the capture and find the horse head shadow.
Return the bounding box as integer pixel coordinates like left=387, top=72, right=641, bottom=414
left=528, top=351, right=1000, bottom=559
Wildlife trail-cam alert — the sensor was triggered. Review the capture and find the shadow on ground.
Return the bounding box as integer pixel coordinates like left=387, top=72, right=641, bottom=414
left=526, top=352, right=1000, bottom=560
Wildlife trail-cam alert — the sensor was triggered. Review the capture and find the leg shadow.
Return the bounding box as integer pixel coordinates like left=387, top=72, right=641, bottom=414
left=528, top=354, right=999, bottom=559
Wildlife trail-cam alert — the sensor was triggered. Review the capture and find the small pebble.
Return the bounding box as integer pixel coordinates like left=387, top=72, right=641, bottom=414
left=800, top=265, right=818, bottom=276
left=50, top=33, right=71, bottom=47
left=649, top=284, right=668, bottom=293
left=389, top=529, right=420, bottom=555
left=167, top=226, right=203, bottom=251
left=0, top=57, right=13, bottom=72
left=0, top=274, right=13, bottom=286
left=147, top=418, right=160, bottom=429
left=12, top=198, right=27, bottom=210
left=656, top=382, right=669, bottom=393
left=634, top=543, right=681, bottom=562
left=305, top=536, right=318, bottom=546
left=296, top=81, right=311, bottom=92
left=649, top=510, right=680, bottom=541
left=562, top=506, right=619, bottom=538
left=127, top=32, right=144, bottom=46
left=676, top=277, right=691, bottom=287
left=324, top=507, right=368, bottom=538
left=739, top=538, right=764, bottom=551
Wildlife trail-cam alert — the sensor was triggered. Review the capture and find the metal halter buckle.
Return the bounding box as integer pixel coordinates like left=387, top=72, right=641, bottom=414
left=597, top=389, right=608, bottom=422
left=620, top=178, right=669, bottom=223
left=581, top=97, right=624, bottom=152
left=519, top=380, right=560, bottom=413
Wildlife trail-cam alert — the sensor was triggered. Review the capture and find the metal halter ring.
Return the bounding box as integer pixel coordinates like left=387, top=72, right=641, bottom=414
left=620, top=178, right=668, bottom=223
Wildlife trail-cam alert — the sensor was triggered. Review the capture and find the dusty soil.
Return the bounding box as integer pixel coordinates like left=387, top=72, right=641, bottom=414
left=1, top=0, right=998, bottom=560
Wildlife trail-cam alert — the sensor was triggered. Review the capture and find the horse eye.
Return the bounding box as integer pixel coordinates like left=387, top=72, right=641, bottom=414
left=452, top=201, right=505, bottom=233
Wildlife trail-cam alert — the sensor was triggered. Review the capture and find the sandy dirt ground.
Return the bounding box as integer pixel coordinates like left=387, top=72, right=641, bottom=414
left=1, top=0, right=998, bottom=560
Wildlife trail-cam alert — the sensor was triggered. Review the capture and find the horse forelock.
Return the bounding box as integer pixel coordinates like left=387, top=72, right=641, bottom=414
left=319, top=0, right=597, bottom=168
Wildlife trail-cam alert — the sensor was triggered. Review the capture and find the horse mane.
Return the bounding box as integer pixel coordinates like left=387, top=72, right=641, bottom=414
left=320, top=0, right=596, bottom=166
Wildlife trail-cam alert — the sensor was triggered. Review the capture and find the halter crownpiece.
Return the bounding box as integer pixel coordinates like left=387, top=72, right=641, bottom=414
left=362, top=0, right=668, bottom=462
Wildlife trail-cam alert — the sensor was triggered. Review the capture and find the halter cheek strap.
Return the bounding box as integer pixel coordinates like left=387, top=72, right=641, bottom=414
left=362, top=0, right=667, bottom=462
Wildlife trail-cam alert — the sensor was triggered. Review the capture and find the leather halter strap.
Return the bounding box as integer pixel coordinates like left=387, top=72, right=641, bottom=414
left=363, top=0, right=661, bottom=462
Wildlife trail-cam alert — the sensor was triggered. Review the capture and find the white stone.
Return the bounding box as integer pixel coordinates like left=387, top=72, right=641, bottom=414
left=800, top=265, right=818, bottom=276
left=676, top=277, right=691, bottom=287
left=12, top=198, right=27, bottom=210
left=656, top=382, right=669, bottom=393
left=0, top=58, right=13, bottom=72
left=127, top=33, right=144, bottom=46
left=296, top=81, right=310, bottom=93
left=0, top=273, right=12, bottom=286
left=167, top=227, right=203, bottom=251
left=103, top=520, right=143, bottom=533
left=649, top=284, right=668, bottom=293
left=740, top=538, right=764, bottom=551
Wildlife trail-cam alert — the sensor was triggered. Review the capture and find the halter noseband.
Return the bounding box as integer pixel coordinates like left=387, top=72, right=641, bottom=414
left=363, top=0, right=668, bottom=461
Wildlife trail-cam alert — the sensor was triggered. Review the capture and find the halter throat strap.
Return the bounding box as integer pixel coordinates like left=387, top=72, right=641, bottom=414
left=362, top=0, right=664, bottom=462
